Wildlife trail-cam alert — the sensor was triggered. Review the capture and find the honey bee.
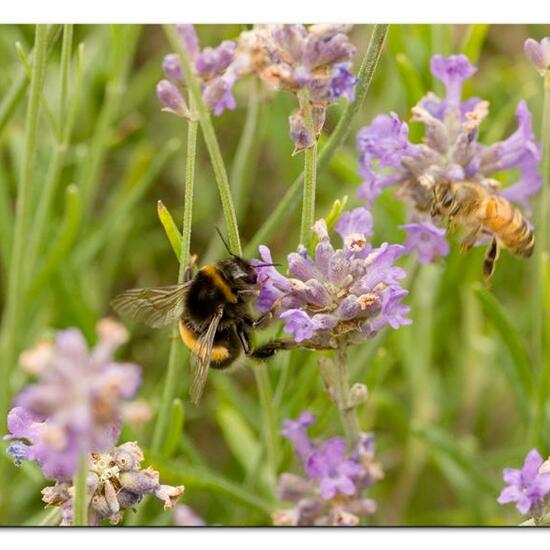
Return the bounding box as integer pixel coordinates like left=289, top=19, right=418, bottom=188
left=111, top=232, right=302, bottom=404
left=431, top=180, right=535, bottom=279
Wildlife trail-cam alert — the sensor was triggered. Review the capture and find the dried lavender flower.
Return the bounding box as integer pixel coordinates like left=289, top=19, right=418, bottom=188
left=253, top=207, right=410, bottom=348
left=4, top=320, right=141, bottom=481
left=274, top=412, right=380, bottom=526
left=356, top=54, right=541, bottom=262
left=41, top=441, right=184, bottom=525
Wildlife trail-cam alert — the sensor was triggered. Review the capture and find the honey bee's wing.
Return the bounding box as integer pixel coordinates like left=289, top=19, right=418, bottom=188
left=111, top=283, right=191, bottom=328
left=189, top=306, right=224, bottom=405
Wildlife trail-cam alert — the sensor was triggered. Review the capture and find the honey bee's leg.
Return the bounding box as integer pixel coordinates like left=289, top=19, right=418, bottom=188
left=242, top=312, right=273, bottom=330
left=483, top=237, right=500, bottom=280
left=459, top=225, right=482, bottom=255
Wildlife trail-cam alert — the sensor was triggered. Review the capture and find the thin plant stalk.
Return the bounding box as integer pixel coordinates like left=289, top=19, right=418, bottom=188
left=298, top=89, right=318, bottom=246
left=164, top=24, right=241, bottom=255
left=334, top=343, right=360, bottom=446
left=0, top=25, right=48, bottom=420
left=151, top=110, right=198, bottom=454
left=163, top=25, right=280, bottom=483
left=244, top=24, right=389, bottom=257
left=532, top=72, right=550, bottom=448
left=73, top=455, right=89, bottom=526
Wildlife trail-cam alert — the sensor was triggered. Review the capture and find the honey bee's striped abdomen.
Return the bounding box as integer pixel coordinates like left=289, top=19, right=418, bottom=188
left=483, top=196, right=534, bottom=257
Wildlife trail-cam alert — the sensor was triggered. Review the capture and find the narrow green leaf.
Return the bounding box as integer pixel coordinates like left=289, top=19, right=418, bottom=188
left=412, top=423, right=500, bottom=496
left=460, top=24, right=489, bottom=64
left=473, top=283, right=534, bottom=415
left=216, top=403, right=261, bottom=476
left=395, top=52, right=425, bottom=105
left=27, top=184, right=82, bottom=299
left=161, top=398, right=185, bottom=459
left=157, top=200, right=183, bottom=262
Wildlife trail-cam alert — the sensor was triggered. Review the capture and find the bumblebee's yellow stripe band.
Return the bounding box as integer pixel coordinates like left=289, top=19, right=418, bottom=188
left=179, top=321, right=230, bottom=362
left=200, top=265, right=238, bottom=304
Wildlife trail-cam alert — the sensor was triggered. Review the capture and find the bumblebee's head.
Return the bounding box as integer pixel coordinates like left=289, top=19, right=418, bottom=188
left=219, top=257, right=258, bottom=288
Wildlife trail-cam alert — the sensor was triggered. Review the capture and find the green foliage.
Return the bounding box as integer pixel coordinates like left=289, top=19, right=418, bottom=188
left=0, top=23, right=547, bottom=527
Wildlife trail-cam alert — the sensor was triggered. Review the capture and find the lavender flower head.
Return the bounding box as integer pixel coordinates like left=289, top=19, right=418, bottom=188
left=524, top=37, right=550, bottom=76
left=356, top=54, right=541, bottom=263
left=4, top=319, right=141, bottom=481
left=242, top=24, right=357, bottom=151
left=273, top=413, right=382, bottom=526
left=498, top=449, right=550, bottom=517
left=253, top=207, right=410, bottom=347
left=42, top=441, right=184, bottom=525
left=158, top=24, right=245, bottom=117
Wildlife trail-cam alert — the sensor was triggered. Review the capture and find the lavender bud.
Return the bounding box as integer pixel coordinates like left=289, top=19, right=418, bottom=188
left=312, top=105, right=326, bottom=136
left=156, top=80, right=190, bottom=118
left=116, top=489, right=143, bottom=510
left=175, top=24, right=199, bottom=58
left=524, top=38, right=550, bottom=76
left=349, top=383, right=368, bottom=407
left=119, top=470, right=159, bottom=494
left=289, top=111, right=315, bottom=154
left=162, top=54, right=184, bottom=83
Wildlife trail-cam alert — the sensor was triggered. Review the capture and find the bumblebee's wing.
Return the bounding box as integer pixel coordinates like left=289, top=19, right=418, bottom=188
left=189, top=306, right=224, bottom=405
left=111, top=283, right=191, bottom=328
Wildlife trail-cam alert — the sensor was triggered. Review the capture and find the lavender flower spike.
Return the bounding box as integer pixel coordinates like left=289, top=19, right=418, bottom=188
left=524, top=38, right=550, bottom=76
left=274, top=413, right=381, bottom=526
left=254, top=207, right=410, bottom=348
left=356, top=53, right=542, bottom=262
left=498, top=449, right=550, bottom=516
left=4, top=320, right=142, bottom=481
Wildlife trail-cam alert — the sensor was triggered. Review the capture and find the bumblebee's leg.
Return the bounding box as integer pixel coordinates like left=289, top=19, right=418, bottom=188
left=235, top=322, right=252, bottom=355
left=483, top=237, right=500, bottom=280
left=242, top=311, right=273, bottom=330
left=183, top=254, right=198, bottom=283
left=251, top=338, right=335, bottom=359
left=459, top=225, right=482, bottom=255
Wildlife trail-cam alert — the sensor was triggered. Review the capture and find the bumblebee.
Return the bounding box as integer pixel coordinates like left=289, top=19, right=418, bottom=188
left=111, top=239, right=297, bottom=404
left=431, top=180, right=535, bottom=279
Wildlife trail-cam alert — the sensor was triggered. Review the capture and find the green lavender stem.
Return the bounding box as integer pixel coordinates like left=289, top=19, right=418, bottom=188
left=163, top=25, right=279, bottom=482
left=73, top=455, right=89, bottom=526
left=298, top=89, right=318, bottom=246
left=533, top=74, right=550, bottom=448
left=244, top=24, right=389, bottom=257
left=151, top=112, right=198, bottom=454
left=0, top=25, right=48, bottom=419
left=164, top=25, right=241, bottom=255
left=334, top=343, right=360, bottom=446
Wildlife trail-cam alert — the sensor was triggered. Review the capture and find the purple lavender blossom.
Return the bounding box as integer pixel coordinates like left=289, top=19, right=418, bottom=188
left=159, top=24, right=242, bottom=117
left=246, top=24, right=357, bottom=150
left=281, top=412, right=316, bottom=461
left=498, top=449, right=550, bottom=516
left=4, top=319, right=141, bottom=481
left=524, top=37, right=550, bottom=76
left=401, top=222, right=450, bottom=264
left=306, top=438, right=364, bottom=500
left=356, top=53, right=542, bottom=261
left=254, top=208, right=410, bottom=348
left=274, top=413, right=380, bottom=526
left=156, top=79, right=190, bottom=118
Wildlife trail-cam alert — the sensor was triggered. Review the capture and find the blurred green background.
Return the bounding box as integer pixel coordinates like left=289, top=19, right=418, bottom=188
left=0, top=24, right=549, bottom=526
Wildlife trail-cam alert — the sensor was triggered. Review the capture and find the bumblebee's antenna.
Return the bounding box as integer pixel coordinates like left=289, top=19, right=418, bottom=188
left=215, top=226, right=236, bottom=257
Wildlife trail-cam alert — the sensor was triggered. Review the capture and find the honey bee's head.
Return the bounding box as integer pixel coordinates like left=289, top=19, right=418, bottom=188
left=431, top=181, right=455, bottom=217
